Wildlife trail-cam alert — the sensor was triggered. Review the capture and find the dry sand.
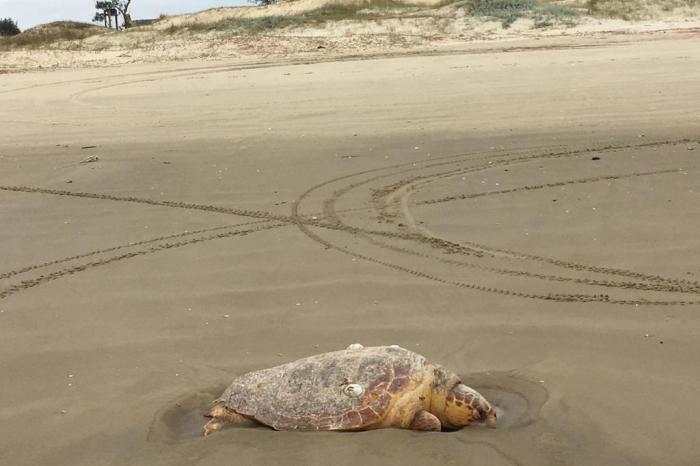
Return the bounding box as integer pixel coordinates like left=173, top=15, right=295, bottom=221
left=1, top=32, right=699, bottom=466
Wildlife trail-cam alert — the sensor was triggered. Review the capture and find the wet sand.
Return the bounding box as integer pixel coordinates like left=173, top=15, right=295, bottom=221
left=1, top=35, right=699, bottom=465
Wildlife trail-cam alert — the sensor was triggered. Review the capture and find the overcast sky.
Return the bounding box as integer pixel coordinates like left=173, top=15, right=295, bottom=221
left=1, top=1, right=248, bottom=30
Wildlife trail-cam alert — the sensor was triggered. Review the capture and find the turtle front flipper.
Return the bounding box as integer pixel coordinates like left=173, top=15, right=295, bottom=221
left=203, top=404, right=248, bottom=436
left=410, top=410, right=441, bottom=432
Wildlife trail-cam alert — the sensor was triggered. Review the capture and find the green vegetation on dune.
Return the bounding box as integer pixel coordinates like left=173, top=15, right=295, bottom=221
left=0, top=21, right=105, bottom=50
left=465, top=0, right=579, bottom=28
left=0, top=18, right=21, bottom=36
left=167, top=1, right=426, bottom=35
left=1, top=0, right=696, bottom=50
left=587, top=0, right=699, bottom=19
left=166, top=0, right=579, bottom=35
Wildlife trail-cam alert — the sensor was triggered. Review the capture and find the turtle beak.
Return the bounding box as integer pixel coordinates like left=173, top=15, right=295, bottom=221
left=477, top=403, right=497, bottom=428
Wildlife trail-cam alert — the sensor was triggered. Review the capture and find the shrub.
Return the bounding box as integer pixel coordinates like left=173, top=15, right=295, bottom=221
left=0, top=18, right=21, bottom=36
left=469, top=0, right=535, bottom=27
left=0, top=21, right=104, bottom=50
left=586, top=0, right=699, bottom=19
left=466, top=0, right=578, bottom=28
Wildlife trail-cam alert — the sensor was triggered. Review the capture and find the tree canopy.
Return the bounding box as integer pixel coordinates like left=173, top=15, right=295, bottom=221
left=94, top=1, right=133, bottom=28
left=0, top=18, right=21, bottom=37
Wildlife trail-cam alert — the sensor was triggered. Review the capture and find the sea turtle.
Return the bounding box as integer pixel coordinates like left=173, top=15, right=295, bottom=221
left=203, top=344, right=496, bottom=435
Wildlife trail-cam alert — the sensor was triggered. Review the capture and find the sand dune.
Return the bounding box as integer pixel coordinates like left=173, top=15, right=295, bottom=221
left=2, top=0, right=699, bottom=72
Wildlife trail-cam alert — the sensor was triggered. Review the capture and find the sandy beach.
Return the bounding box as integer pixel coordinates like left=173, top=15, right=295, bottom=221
left=1, top=32, right=699, bottom=465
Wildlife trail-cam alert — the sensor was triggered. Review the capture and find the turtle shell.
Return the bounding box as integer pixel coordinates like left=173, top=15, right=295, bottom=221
left=217, top=346, right=427, bottom=431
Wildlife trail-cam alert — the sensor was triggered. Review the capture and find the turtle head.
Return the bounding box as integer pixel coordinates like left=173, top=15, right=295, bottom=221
left=443, top=383, right=497, bottom=428
left=429, top=365, right=497, bottom=429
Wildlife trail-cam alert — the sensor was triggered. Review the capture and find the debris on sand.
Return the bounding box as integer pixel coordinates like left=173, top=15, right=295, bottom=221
left=80, top=155, right=99, bottom=164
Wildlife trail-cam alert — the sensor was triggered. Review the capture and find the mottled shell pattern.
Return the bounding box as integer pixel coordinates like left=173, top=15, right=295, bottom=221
left=216, top=345, right=426, bottom=431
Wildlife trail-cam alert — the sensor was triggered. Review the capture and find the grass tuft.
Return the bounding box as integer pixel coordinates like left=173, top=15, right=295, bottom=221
left=587, top=0, right=699, bottom=19
left=466, top=0, right=578, bottom=28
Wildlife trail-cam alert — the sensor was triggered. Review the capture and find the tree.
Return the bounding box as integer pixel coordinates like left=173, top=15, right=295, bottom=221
left=93, top=11, right=107, bottom=28
left=0, top=18, right=21, bottom=37
left=113, top=1, right=133, bottom=28
left=93, top=1, right=132, bottom=29
left=94, top=1, right=117, bottom=29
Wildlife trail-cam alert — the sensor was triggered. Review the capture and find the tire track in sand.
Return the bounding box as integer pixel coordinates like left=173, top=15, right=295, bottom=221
left=0, top=219, right=270, bottom=281
left=0, top=146, right=525, bottom=299
left=2, top=139, right=697, bottom=304
left=0, top=221, right=285, bottom=300
left=416, top=168, right=685, bottom=205
left=369, top=141, right=700, bottom=288
left=293, top=138, right=700, bottom=305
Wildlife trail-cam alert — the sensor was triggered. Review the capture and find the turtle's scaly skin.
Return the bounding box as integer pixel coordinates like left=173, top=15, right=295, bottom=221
left=205, top=345, right=495, bottom=433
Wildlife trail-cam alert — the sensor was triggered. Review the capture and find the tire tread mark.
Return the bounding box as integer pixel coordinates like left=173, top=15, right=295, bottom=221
left=293, top=138, right=700, bottom=305
left=2, top=138, right=697, bottom=304
left=417, top=168, right=685, bottom=205
left=0, top=219, right=269, bottom=281
left=325, top=140, right=700, bottom=287
left=0, top=222, right=284, bottom=300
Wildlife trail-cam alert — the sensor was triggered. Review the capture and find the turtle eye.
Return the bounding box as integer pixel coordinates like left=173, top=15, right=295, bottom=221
left=343, top=384, right=364, bottom=398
